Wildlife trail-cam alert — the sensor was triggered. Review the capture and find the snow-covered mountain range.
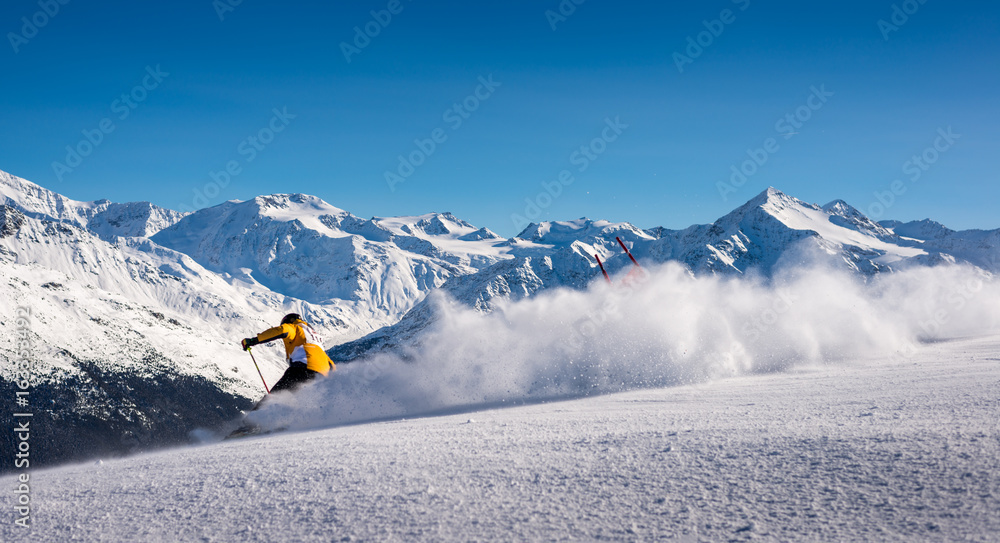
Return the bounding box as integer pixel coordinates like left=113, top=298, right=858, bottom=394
left=1, top=167, right=997, bottom=469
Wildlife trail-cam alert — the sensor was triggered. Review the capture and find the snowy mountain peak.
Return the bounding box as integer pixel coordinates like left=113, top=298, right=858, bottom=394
left=712, top=187, right=806, bottom=231
left=88, top=201, right=188, bottom=241
left=757, top=186, right=817, bottom=213
left=515, top=218, right=652, bottom=246
left=0, top=168, right=185, bottom=239
left=249, top=193, right=348, bottom=220
left=821, top=199, right=851, bottom=214
left=762, top=185, right=785, bottom=198
left=0, top=168, right=93, bottom=227
left=373, top=212, right=478, bottom=238
left=458, top=226, right=502, bottom=241
left=413, top=214, right=457, bottom=235
left=722, top=188, right=895, bottom=243
left=883, top=218, right=955, bottom=241
left=822, top=199, right=895, bottom=240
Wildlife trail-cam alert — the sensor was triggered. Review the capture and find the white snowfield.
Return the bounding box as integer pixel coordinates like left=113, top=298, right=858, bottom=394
left=4, top=335, right=998, bottom=542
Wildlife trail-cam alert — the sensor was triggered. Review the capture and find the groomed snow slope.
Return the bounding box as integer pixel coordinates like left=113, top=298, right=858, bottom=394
left=4, top=335, right=998, bottom=542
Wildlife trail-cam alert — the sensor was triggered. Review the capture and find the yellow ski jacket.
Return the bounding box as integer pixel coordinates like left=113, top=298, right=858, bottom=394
left=256, top=319, right=335, bottom=376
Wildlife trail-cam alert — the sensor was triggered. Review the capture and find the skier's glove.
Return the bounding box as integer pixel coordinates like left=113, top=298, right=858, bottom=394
left=241, top=337, right=260, bottom=351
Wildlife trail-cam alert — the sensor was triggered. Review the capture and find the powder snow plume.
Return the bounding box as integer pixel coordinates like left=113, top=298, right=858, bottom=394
left=246, top=262, right=1000, bottom=432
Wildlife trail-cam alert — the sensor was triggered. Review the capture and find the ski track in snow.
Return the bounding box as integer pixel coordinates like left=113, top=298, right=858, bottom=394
left=3, top=335, right=999, bottom=542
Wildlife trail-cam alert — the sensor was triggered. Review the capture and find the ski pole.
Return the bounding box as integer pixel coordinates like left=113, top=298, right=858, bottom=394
left=616, top=236, right=641, bottom=268
left=594, top=254, right=611, bottom=283
left=247, top=347, right=270, bottom=393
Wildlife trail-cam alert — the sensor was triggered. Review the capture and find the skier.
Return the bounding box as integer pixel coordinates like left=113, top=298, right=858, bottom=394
left=241, top=313, right=335, bottom=394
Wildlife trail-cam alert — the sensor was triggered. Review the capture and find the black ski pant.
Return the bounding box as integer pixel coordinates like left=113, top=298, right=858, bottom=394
left=270, top=364, right=320, bottom=394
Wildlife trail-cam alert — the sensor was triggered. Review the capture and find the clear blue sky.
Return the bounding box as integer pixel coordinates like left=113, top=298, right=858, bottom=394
left=2, top=0, right=997, bottom=237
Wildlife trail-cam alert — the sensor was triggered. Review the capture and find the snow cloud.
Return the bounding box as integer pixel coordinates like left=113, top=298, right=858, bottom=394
left=248, top=262, right=1000, bottom=432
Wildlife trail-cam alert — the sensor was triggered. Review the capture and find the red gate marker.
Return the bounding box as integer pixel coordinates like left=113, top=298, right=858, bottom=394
left=594, top=254, right=611, bottom=283
left=616, top=236, right=641, bottom=268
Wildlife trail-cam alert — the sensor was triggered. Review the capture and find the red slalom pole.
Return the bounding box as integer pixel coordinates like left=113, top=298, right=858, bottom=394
left=594, top=254, right=611, bottom=283
left=247, top=348, right=270, bottom=393
left=616, top=236, right=641, bottom=268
